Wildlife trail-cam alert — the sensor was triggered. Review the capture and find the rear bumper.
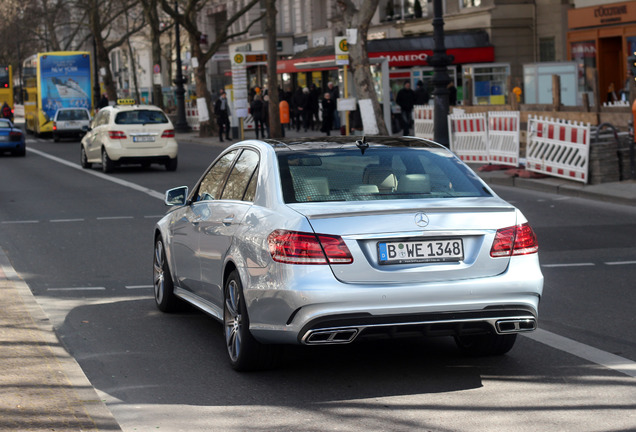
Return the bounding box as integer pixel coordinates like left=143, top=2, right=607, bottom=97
left=106, top=141, right=178, bottom=163
left=244, top=254, right=543, bottom=345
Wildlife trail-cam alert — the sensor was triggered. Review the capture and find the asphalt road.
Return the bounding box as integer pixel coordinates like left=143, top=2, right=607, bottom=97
left=1, top=133, right=635, bottom=432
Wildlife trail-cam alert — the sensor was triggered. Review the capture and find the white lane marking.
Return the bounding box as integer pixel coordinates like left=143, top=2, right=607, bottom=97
left=542, top=263, right=595, bottom=268
left=50, top=218, right=85, bottom=223
left=125, top=285, right=153, bottom=289
left=605, top=261, right=636, bottom=266
left=144, top=215, right=165, bottom=219
left=96, top=216, right=134, bottom=220
left=525, top=329, right=636, bottom=378
left=46, top=287, right=107, bottom=291
left=27, top=147, right=164, bottom=200
left=2, top=220, right=39, bottom=224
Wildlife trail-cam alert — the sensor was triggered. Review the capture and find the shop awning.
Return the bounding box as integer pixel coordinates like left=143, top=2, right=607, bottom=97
left=277, top=31, right=494, bottom=74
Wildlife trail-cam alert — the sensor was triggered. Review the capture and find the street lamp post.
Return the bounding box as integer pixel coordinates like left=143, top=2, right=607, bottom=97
left=427, top=0, right=453, bottom=148
left=173, top=1, right=190, bottom=132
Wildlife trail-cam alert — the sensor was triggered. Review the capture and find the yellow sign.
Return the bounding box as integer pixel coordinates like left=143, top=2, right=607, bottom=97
left=233, top=53, right=245, bottom=64
left=117, top=98, right=136, bottom=105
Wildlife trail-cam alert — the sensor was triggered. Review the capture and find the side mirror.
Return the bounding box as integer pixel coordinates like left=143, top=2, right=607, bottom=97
left=165, top=186, right=188, bottom=206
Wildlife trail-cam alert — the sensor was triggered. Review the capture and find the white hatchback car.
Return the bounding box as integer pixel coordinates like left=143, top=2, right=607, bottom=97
left=53, top=108, right=91, bottom=142
left=81, top=102, right=178, bottom=172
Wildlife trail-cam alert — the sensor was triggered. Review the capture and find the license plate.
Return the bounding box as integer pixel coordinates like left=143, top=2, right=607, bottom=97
left=378, top=238, right=464, bottom=264
left=133, top=135, right=155, bottom=142
left=0, top=135, right=8, bottom=141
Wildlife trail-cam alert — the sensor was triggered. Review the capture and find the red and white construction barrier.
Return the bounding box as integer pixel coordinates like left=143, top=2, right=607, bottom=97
left=413, top=105, right=434, bottom=140
left=185, top=102, right=200, bottom=131
left=526, top=116, right=590, bottom=183
left=448, top=112, right=489, bottom=163
left=488, top=111, right=520, bottom=167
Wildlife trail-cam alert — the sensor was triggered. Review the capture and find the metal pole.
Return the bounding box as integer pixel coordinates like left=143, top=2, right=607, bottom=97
left=427, top=0, right=453, bottom=147
left=173, top=1, right=190, bottom=132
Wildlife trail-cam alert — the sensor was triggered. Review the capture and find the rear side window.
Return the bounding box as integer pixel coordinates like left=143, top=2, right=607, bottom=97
left=57, top=110, right=89, bottom=121
left=197, top=150, right=238, bottom=201
left=115, top=109, right=168, bottom=125
left=278, top=147, right=490, bottom=203
left=221, top=150, right=260, bottom=201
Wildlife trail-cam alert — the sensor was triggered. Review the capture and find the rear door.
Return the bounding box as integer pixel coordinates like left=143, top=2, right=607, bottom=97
left=198, top=149, right=259, bottom=307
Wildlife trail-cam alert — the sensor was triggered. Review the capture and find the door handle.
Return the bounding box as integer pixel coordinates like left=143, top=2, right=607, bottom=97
left=222, top=216, right=234, bottom=225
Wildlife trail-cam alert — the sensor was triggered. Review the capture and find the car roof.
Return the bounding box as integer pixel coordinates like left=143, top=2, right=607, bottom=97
left=262, top=136, right=445, bottom=151
left=107, top=104, right=164, bottom=112
left=57, top=107, right=89, bottom=111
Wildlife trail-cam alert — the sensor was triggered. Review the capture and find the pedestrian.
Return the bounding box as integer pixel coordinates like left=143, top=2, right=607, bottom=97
left=1, top=102, right=13, bottom=122
left=250, top=94, right=265, bottom=139
left=300, top=87, right=312, bottom=132
left=214, top=90, right=231, bottom=142
left=415, top=80, right=429, bottom=105
left=262, top=95, right=270, bottom=138
left=396, top=81, right=416, bottom=136
left=448, top=81, right=457, bottom=106
left=326, top=81, right=340, bottom=130
left=97, top=94, right=109, bottom=110
left=309, top=83, right=320, bottom=130
left=320, top=92, right=335, bottom=136
left=292, top=88, right=304, bottom=132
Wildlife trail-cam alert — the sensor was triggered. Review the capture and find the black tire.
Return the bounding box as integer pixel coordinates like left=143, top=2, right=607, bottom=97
left=14, top=148, right=26, bottom=157
left=454, top=333, right=517, bottom=356
left=80, top=146, right=92, bottom=169
left=165, top=157, right=178, bottom=172
left=102, top=148, right=115, bottom=173
left=224, top=270, right=280, bottom=371
left=153, top=237, right=179, bottom=312
left=53, top=134, right=60, bottom=142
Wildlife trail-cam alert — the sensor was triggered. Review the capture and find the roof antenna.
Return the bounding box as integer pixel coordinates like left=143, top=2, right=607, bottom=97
left=356, top=136, right=369, bottom=155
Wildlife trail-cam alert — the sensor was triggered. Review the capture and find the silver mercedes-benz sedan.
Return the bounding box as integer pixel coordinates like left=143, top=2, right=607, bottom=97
left=153, top=136, right=543, bottom=371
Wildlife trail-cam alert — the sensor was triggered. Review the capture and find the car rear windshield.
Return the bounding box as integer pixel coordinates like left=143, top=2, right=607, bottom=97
left=57, top=110, right=89, bottom=121
left=115, top=110, right=168, bottom=125
left=278, top=147, right=491, bottom=203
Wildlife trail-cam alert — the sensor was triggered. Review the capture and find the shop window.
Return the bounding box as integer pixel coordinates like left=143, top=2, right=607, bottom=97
left=461, top=0, right=481, bottom=9
left=570, top=41, right=596, bottom=95
left=539, top=38, right=556, bottom=62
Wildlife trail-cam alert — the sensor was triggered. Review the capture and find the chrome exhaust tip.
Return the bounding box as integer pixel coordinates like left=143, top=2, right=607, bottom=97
left=495, top=318, right=537, bottom=334
left=304, top=328, right=359, bottom=345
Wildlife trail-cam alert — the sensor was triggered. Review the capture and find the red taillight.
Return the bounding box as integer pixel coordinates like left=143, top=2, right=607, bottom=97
left=267, top=230, right=353, bottom=265
left=53, top=122, right=57, bottom=131
left=490, top=223, right=538, bottom=257
left=161, top=129, right=175, bottom=138
left=108, top=130, right=127, bottom=139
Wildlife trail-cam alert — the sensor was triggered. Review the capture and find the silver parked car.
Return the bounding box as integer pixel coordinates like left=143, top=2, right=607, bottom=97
left=153, top=136, right=543, bottom=371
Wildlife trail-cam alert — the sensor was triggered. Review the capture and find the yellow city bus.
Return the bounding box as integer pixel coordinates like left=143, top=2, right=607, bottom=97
left=23, top=51, right=93, bottom=135
left=0, top=65, right=13, bottom=117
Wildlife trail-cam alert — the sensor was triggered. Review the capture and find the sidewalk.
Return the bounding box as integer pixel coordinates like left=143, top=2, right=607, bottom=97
left=0, top=248, right=122, bottom=432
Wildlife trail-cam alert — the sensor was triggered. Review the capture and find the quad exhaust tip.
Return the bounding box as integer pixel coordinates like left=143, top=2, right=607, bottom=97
left=496, top=318, right=537, bottom=333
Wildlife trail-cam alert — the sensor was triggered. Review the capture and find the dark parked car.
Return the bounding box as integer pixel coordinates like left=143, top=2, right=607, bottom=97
left=0, top=118, right=25, bottom=156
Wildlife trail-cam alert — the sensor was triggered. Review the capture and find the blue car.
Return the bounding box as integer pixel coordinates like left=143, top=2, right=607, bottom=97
left=0, top=118, right=26, bottom=156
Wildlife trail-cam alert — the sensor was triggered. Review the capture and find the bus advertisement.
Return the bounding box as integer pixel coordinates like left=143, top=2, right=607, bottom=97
left=0, top=65, right=13, bottom=119
left=24, top=52, right=92, bottom=134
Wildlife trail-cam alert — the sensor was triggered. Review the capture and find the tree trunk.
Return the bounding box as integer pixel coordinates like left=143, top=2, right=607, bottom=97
left=190, top=33, right=214, bottom=137
left=334, top=0, right=388, bottom=135
left=266, top=0, right=281, bottom=137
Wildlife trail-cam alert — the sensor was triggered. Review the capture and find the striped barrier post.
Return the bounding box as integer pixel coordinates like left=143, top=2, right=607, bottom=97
left=413, top=105, right=434, bottom=140
left=185, top=101, right=200, bottom=131
left=487, top=111, right=520, bottom=167
left=526, top=116, right=590, bottom=183
left=448, top=112, right=489, bottom=163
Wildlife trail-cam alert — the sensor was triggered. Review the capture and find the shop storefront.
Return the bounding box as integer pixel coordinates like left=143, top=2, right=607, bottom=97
left=567, top=1, right=636, bottom=103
